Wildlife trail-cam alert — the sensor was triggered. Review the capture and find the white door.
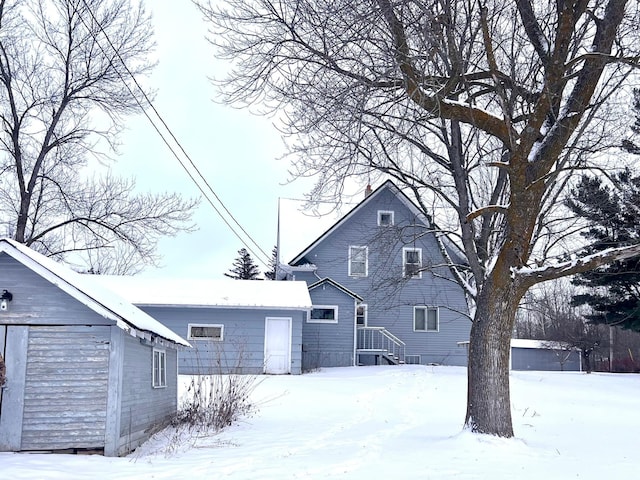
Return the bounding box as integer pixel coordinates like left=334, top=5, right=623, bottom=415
left=264, top=317, right=291, bottom=374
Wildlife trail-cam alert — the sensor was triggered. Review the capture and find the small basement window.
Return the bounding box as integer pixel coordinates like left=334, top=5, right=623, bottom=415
left=414, top=306, right=439, bottom=332
left=378, top=210, right=395, bottom=226
left=152, top=348, right=166, bottom=388
left=188, top=323, right=224, bottom=341
left=405, top=355, right=421, bottom=365
left=309, top=305, right=338, bottom=323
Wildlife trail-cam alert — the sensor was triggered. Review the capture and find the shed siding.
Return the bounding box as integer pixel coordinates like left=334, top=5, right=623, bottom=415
left=293, top=188, right=471, bottom=366
left=512, top=347, right=581, bottom=371
left=303, top=283, right=356, bottom=370
left=0, top=253, right=112, bottom=326
left=21, top=325, right=110, bottom=451
left=140, top=306, right=303, bottom=375
left=119, top=333, right=177, bottom=453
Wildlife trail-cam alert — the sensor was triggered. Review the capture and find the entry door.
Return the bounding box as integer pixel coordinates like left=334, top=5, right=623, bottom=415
left=0, top=325, right=28, bottom=451
left=264, top=317, right=291, bottom=374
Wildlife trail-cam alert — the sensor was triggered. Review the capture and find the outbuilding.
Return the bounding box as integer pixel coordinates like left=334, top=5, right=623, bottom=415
left=94, top=276, right=312, bottom=375
left=0, top=239, right=190, bottom=456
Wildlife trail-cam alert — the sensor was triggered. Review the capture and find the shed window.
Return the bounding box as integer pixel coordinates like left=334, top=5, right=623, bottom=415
left=414, top=306, right=439, bottom=332
left=349, top=246, right=368, bottom=277
left=188, top=323, right=224, bottom=341
left=309, top=305, right=338, bottom=323
left=153, top=348, right=167, bottom=388
left=378, top=210, right=395, bottom=226
left=403, top=247, right=422, bottom=278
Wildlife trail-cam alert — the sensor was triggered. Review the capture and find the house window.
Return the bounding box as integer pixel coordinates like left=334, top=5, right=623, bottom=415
left=405, top=355, right=421, bottom=365
left=414, top=306, right=439, bottom=332
left=403, top=247, right=422, bottom=278
left=378, top=210, right=394, bottom=226
left=152, top=348, right=167, bottom=388
left=309, top=305, right=338, bottom=323
left=188, top=323, right=224, bottom=341
left=356, top=304, right=368, bottom=326
left=349, top=246, right=368, bottom=277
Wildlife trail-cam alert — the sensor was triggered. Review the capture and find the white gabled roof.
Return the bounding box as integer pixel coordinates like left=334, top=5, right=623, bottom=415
left=0, top=238, right=190, bottom=347
left=92, top=276, right=313, bottom=310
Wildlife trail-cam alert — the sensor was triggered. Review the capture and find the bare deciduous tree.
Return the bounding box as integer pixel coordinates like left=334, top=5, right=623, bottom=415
left=199, top=0, right=640, bottom=436
left=0, top=0, right=197, bottom=273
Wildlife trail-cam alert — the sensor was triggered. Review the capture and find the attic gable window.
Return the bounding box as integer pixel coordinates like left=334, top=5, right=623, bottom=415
left=188, top=324, right=224, bottom=341
left=349, top=246, right=368, bottom=277
left=377, top=210, right=394, bottom=226
left=152, top=348, right=167, bottom=388
left=414, top=306, right=439, bottom=332
left=403, top=247, right=422, bottom=278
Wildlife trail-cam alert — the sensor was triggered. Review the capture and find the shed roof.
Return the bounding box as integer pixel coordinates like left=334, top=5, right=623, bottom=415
left=92, top=276, right=313, bottom=310
left=0, top=238, right=190, bottom=347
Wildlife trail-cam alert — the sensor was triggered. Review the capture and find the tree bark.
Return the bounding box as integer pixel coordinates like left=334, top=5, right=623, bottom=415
left=465, top=276, right=523, bottom=436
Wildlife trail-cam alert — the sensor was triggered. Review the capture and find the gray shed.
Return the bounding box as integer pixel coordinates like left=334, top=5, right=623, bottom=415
left=0, top=239, right=190, bottom=456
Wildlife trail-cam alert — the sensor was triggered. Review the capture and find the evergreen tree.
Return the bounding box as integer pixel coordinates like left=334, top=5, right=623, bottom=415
left=224, top=248, right=261, bottom=280
left=264, top=246, right=278, bottom=280
left=567, top=170, right=640, bottom=331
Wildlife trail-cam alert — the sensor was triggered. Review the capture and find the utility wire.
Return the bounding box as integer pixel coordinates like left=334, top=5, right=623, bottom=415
left=75, top=1, right=272, bottom=268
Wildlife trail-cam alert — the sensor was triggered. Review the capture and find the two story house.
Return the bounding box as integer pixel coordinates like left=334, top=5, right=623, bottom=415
left=282, top=181, right=471, bottom=370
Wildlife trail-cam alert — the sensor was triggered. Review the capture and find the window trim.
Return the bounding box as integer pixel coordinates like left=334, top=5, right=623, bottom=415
left=413, top=306, right=439, bottom=332
left=348, top=245, right=368, bottom=277
left=377, top=210, right=395, bottom=226
left=403, top=247, right=423, bottom=278
left=152, top=348, right=167, bottom=388
left=187, top=323, right=224, bottom=341
left=356, top=303, right=368, bottom=327
left=308, top=305, right=339, bottom=323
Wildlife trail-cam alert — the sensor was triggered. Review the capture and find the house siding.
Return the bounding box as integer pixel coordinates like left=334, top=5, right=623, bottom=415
left=140, top=306, right=303, bottom=375
left=292, top=187, right=471, bottom=366
left=119, top=333, right=177, bottom=453
left=304, top=282, right=357, bottom=370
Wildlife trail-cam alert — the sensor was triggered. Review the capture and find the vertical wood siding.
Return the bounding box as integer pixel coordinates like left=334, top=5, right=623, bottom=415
left=21, top=325, right=110, bottom=451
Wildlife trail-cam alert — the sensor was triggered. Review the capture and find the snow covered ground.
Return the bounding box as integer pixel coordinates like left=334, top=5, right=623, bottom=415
left=2, top=366, right=638, bottom=479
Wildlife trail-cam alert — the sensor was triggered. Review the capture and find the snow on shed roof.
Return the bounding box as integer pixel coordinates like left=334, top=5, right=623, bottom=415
left=92, top=276, right=313, bottom=310
left=0, top=238, right=190, bottom=347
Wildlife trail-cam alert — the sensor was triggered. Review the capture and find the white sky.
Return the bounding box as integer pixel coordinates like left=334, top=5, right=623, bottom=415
left=112, top=1, right=347, bottom=279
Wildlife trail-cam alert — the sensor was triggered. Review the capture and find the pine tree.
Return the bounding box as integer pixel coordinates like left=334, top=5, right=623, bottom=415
left=264, top=246, right=278, bottom=280
left=567, top=170, right=640, bottom=331
left=224, top=248, right=261, bottom=280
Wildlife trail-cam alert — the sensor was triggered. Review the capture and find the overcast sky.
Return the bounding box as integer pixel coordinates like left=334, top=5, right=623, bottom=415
left=113, top=1, right=352, bottom=278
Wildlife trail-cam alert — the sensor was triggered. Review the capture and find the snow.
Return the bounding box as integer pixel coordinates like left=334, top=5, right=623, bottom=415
left=91, top=276, right=312, bottom=310
left=0, top=238, right=189, bottom=347
left=2, top=365, right=638, bottom=479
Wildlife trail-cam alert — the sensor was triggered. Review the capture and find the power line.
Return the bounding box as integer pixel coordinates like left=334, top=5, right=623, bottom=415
left=74, top=1, right=272, bottom=268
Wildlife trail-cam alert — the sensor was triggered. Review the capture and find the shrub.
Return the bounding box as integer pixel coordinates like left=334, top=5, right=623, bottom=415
left=173, top=373, right=261, bottom=432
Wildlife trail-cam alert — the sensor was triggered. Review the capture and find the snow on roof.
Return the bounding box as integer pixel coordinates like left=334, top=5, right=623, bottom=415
left=510, top=339, right=574, bottom=350
left=92, top=276, right=313, bottom=310
left=0, top=238, right=190, bottom=347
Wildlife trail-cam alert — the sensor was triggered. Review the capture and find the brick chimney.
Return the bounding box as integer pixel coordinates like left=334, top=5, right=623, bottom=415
left=364, top=184, right=372, bottom=198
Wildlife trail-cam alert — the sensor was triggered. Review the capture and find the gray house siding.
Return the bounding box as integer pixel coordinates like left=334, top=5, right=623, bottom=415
left=140, top=306, right=303, bottom=375
left=291, top=187, right=471, bottom=366
left=303, top=282, right=357, bottom=370
left=118, top=333, right=177, bottom=453
left=511, top=347, right=581, bottom=371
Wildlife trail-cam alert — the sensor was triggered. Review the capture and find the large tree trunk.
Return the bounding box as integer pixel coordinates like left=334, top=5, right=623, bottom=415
left=465, top=277, right=523, bottom=437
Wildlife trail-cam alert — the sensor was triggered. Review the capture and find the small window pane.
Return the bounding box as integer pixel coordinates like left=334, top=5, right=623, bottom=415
left=311, top=308, right=336, bottom=320
left=356, top=304, right=367, bottom=326
left=189, top=325, right=223, bottom=340
left=414, top=308, right=426, bottom=330
left=349, top=246, right=367, bottom=277
left=414, top=307, right=438, bottom=332
left=378, top=211, right=394, bottom=226
left=153, top=349, right=166, bottom=388
left=404, top=249, right=422, bottom=278
left=427, top=309, right=438, bottom=331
